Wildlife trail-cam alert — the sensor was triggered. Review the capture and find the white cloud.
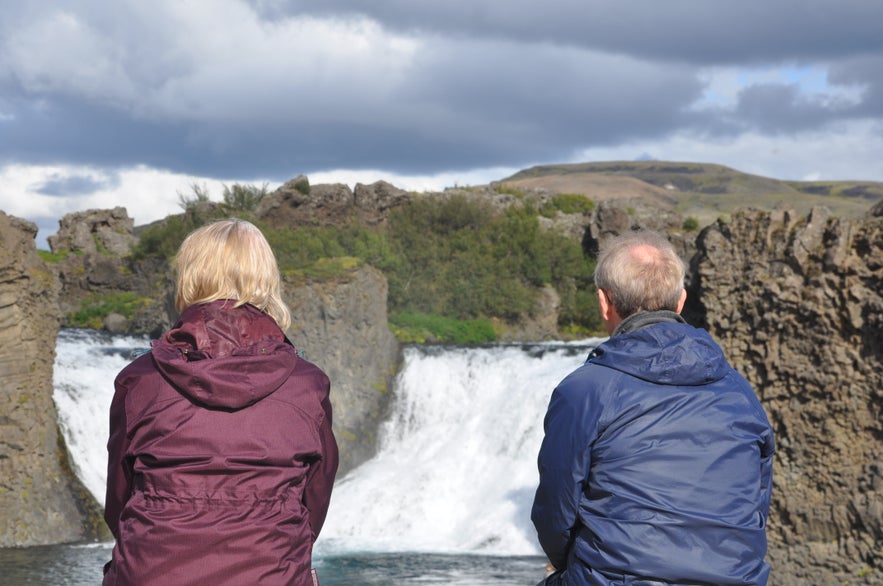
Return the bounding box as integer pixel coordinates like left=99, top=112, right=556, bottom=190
left=0, top=162, right=513, bottom=249
left=0, top=164, right=227, bottom=247
left=1, top=2, right=419, bottom=124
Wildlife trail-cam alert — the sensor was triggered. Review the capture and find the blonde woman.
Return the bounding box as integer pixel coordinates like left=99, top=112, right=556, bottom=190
left=103, top=219, right=338, bottom=585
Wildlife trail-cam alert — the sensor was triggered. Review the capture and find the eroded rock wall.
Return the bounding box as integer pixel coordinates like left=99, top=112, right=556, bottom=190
left=688, top=203, right=883, bottom=584
left=0, top=212, right=106, bottom=546
left=284, top=265, right=400, bottom=477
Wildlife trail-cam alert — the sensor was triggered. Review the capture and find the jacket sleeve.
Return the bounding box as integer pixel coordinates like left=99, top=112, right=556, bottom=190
left=303, top=378, right=339, bottom=542
left=759, top=417, right=775, bottom=522
left=104, top=374, right=134, bottom=540
left=531, top=373, right=599, bottom=570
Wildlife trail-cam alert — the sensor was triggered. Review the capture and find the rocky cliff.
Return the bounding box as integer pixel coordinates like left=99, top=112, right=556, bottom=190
left=284, top=264, right=400, bottom=476
left=0, top=212, right=107, bottom=546
left=687, top=202, right=882, bottom=585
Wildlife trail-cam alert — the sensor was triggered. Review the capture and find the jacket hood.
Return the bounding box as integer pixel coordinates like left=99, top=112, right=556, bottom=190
left=590, top=320, right=730, bottom=386
left=150, top=301, right=296, bottom=410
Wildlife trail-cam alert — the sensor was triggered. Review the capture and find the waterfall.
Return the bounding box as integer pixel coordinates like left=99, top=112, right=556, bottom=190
left=53, top=329, right=150, bottom=506
left=53, top=329, right=600, bottom=555
left=318, top=342, right=600, bottom=556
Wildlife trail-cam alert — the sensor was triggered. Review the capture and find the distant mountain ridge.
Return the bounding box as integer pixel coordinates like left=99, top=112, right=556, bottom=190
left=500, top=160, right=883, bottom=223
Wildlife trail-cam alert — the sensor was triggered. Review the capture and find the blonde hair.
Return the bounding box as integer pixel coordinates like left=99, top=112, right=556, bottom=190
left=593, top=230, right=685, bottom=319
left=174, top=219, right=291, bottom=331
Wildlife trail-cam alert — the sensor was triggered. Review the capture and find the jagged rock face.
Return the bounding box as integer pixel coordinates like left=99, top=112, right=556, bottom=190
left=284, top=265, right=400, bottom=477
left=353, top=181, right=412, bottom=226
left=0, top=212, right=106, bottom=546
left=583, top=197, right=686, bottom=256
left=257, top=178, right=412, bottom=228
left=47, top=206, right=135, bottom=256
left=689, top=204, right=882, bottom=585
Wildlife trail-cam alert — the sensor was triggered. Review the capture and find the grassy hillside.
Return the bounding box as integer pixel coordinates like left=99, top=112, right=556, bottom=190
left=501, top=161, right=882, bottom=224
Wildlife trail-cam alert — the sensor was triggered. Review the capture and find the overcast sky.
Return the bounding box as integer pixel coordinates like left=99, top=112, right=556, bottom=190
left=2, top=0, right=882, bottom=246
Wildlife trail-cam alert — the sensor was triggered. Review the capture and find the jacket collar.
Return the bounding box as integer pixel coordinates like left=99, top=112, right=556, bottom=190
left=611, top=310, right=686, bottom=337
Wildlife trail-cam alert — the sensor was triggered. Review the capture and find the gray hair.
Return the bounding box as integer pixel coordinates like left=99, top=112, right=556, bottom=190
left=593, top=230, right=686, bottom=319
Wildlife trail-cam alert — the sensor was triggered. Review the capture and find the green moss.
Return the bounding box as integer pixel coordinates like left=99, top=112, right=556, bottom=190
left=391, top=312, right=496, bottom=344
left=66, top=292, right=151, bottom=329
left=37, top=249, right=73, bottom=263
left=283, top=256, right=365, bottom=286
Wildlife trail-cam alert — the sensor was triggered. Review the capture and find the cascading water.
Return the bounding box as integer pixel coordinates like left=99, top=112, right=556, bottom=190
left=53, top=328, right=151, bottom=506
left=52, top=329, right=601, bottom=558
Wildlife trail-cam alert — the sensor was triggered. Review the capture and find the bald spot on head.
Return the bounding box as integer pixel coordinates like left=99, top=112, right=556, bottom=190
left=628, top=244, right=666, bottom=266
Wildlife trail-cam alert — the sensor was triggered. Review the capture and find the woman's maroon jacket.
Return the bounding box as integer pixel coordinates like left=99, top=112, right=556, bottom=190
left=103, top=300, right=338, bottom=585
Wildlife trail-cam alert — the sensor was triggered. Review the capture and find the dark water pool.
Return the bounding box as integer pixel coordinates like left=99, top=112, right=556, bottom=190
left=0, top=543, right=547, bottom=585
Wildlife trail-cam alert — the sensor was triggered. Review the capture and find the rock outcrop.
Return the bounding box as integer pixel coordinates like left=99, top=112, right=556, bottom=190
left=688, top=203, right=882, bottom=585
left=0, top=212, right=107, bottom=546
left=284, top=264, right=400, bottom=476
left=256, top=177, right=411, bottom=228
left=47, top=206, right=135, bottom=256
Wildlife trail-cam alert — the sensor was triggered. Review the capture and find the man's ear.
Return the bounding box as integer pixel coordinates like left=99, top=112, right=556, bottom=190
left=676, top=288, right=687, bottom=314
left=598, top=289, right=612, bottom=321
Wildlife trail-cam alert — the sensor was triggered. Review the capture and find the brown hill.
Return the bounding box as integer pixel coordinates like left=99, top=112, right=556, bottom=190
left=500, top=160, right=883, bottom=224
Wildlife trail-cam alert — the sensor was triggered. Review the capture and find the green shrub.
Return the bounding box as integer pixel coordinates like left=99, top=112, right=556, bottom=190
left=682, top=216, right=700, bottom=232
left=130, top=206, right=234, bottom=261
left=293, top=177, right=310, bottom=195
left=178, top=183, right=211, bottom=209
left=386, top=197, right=601, bottom=332
left=540, top=193, right=595, bottom=217
left=223, top=183, right=269, bottom=211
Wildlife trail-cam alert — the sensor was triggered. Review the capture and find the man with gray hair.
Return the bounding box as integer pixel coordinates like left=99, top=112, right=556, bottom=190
left=531, top=230, right=774, bottom=585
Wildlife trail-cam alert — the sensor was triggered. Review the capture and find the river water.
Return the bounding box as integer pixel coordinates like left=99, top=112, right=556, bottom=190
left=5, top=329, right=601, bottom=585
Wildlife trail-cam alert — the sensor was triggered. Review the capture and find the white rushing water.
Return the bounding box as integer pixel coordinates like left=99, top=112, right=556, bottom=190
left=53, top=329, right=151, bottom=506
left=53, top=329, right=601, bottom=556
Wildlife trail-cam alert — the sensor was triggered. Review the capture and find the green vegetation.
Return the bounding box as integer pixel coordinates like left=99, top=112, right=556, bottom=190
left=67, top=292, right=151, bottom=329
left=126, top=190, right=604, bottom=340
left=131, top=210, right=226, bottom=262
left=494, top=184, right=525, bottom=198
left=540, top=193, right=596, bottom=218
left=391, top=312, right=497, bottom=344
left=37, top=249, right=78, bottom=263
left=283, top=256, right=364, bottom=283
left=682, top=216, right=700, bottom=232
left=222, top=182, right=269, bottom=211
left=292, top=177, right=310, bottom=195
left=384, top=196, right=599, bottom=333
left=178, top=182, right=211, bottom=209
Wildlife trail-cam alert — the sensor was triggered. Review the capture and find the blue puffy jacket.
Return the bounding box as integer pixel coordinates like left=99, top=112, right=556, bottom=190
left=532, top=316, right=774, bottom=585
